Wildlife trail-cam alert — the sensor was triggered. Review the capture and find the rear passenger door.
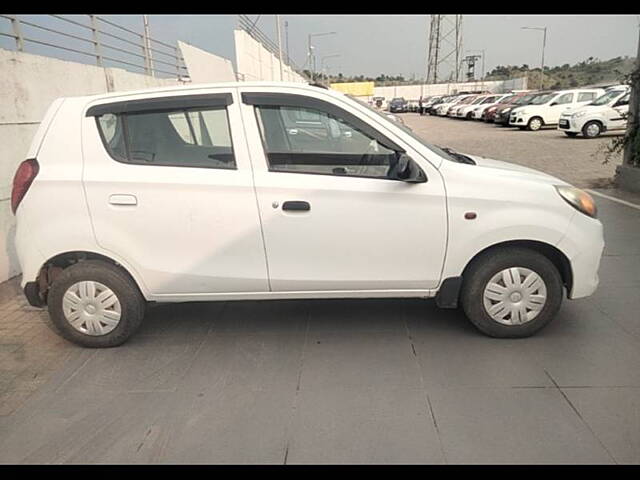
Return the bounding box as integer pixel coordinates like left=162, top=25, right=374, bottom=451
left=81, top=91, right=269, bottom=298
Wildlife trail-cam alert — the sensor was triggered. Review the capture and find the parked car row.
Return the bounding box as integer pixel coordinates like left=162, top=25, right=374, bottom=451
left=418, top=86, right=630, bottom=138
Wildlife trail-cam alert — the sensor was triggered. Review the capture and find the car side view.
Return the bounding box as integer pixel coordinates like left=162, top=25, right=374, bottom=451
left=509, top=88, right=605, bottom=130
left=12, top=82, right=604, bottom=347
left=558, top=86, right=630, bottom=138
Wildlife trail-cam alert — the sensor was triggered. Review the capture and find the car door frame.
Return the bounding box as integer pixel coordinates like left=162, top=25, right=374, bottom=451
left=236, top=84, right=449, bottom=298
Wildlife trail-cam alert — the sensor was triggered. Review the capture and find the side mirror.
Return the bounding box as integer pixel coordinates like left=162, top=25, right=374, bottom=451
left=550, top=102, right=558, bottom=106
left=390, top=153, right=427, bottom=183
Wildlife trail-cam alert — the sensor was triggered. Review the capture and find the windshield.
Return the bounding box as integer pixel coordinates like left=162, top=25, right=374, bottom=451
left=348, top=94, right=459, bottom=162
left=590, top=89, right=626, bottom=106
left=391, top=98, right=405, bottom=103
left=482, top=96, right=498, bottom=104
left=531, top=93, right=555, bottom=105
left=514, top=94, right=535, bottom=105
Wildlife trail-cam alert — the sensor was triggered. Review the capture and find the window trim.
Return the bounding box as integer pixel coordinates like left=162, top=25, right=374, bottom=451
left=252, top=103, right=414, bottom=182
left=86, top=93, right=233, bottom=117
left=242, top=92, right=405, bottom=153
left=94, top=105, right=237, bottom=170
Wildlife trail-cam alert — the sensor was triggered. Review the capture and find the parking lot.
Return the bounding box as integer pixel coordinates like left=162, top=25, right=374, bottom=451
left=1, top=115, right=640, bottom=464
left=401, top=113, right=622, bottom=189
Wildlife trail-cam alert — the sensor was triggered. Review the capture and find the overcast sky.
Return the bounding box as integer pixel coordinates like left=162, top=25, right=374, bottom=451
left=3, top=15, right=639, bottom=79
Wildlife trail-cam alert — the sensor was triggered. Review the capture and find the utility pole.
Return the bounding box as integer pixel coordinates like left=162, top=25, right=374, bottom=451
left=284, top=20, right=290, bottom=63
left=276, top=15, right=284, bottom=81
left=522, top=26, right=547, bottom=90
left=142, top=15, right=154, bottom=77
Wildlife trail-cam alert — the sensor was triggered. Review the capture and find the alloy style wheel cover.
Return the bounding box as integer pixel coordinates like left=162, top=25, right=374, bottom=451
left=586, top=123, right=601, bottom=137
left=482, top=267, right=547, bottom=325
left=62, top=281, right=122, bottom=336
left=530, top=118, right=542, bottom=130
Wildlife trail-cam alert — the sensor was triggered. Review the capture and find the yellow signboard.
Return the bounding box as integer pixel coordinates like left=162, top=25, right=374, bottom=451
left=329, top=81, right=375, bottom=96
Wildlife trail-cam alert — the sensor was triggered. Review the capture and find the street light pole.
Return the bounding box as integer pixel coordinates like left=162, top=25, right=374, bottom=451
left=522, top=26, right=548, bottom=90
left=307, top=31, right=337, bottom=82
left=276, top=15, right=284, bottom=81
left=321, top=54, right=340, bottom=84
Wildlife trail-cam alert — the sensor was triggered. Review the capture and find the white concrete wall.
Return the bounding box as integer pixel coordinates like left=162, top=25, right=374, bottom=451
left=178, top=41, right=237, bottom=83
left=234, top=29, right=306, bottom=83
left=371, top=77, right=529, bottom=101
left=0, top=48, right=179, bottom=282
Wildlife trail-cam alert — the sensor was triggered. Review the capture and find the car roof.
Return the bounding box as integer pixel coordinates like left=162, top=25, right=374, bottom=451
left=64, top=81, right=339, bottom=103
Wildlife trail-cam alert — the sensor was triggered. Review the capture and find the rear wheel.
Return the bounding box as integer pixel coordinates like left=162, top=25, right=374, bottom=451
left=460, top=247, right=563, bottom=338
left=527, top=117, right=543, bottom=131
left=582, top=121, right=602, bottom=138
left=47, top=260, right=146, bottom=347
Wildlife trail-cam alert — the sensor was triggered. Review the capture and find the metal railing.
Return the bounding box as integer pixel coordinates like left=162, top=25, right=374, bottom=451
left=0, top=14, right=189, bottom=79
left=237, top=14, right=309, bottom=81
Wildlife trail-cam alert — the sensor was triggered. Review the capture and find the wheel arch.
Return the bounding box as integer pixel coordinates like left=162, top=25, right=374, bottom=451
left=32, top=250, right=147, bottom=305
left=461, top=239, right=573, bottom=295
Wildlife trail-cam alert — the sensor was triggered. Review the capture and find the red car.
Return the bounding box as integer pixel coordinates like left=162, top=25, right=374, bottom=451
left=482, top=91, right=530, bottom=123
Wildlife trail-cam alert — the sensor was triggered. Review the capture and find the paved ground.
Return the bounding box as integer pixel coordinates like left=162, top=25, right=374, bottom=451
left=1, top=115, right=639, bottom=464
left=402, top=113, right=622, bottom=188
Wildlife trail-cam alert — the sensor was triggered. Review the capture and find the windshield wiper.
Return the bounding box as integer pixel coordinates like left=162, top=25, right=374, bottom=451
left=437, top=146, right=476, bottom=165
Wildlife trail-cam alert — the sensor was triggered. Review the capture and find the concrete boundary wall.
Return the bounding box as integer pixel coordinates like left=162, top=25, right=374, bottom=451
left=0, top=48, right=180, bottom=282
left=234, top=29, right=305, bottom=83
left=371, top=77, right=529, bottom=101
left=178, top=41, right=237, bottom=83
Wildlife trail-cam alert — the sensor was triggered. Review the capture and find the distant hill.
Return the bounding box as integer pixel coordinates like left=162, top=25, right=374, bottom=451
left=485, top=56, right=635, bottom=90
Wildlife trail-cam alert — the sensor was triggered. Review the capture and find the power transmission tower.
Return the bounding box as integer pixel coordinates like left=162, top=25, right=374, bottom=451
left=426, top=15, right=463, bottom=84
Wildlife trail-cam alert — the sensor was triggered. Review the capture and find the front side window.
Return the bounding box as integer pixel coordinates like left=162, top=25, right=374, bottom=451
left=96, top=107, right=235, bottom=169
left=255, top=104, right=399, bottom=179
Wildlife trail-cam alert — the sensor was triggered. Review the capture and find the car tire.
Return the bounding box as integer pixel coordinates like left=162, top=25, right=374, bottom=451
left=564, top=132, right=579, bottom=138
left=47, top=260, right=146, bottom=348
left=582, top=121, right=603, bottom=138
left=460, top=247, right=563, bottom=338
left=527, top=117, right=543, bottom=131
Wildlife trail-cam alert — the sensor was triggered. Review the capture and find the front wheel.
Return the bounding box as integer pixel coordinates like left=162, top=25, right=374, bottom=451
left=47, top=260, right=146, bottom=347
left=527, top=117, right=543, bottom=131
left=460, top=247, right=563, bottom=338
left=582, top=121, right=602, bottom=138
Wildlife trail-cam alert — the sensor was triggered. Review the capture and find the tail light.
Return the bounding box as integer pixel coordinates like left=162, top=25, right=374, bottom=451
left=11, top=158, right=39, bottom=214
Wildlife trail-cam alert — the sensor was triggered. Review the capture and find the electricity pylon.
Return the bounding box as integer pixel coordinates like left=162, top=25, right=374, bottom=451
left=426, top=15, right=463, bottom=84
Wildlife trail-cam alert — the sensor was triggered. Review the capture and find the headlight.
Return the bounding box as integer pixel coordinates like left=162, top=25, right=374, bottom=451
left=555, top=185, right=597, bottom=218
left=572, top=111, right=587, bottom=119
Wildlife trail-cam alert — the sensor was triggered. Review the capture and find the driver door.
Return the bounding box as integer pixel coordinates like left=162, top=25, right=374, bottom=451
left=240, top=90, right=448, bottom=292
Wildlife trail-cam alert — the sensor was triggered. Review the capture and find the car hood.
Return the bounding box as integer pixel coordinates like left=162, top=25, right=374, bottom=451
left=460, top=154, right=569, bottom=185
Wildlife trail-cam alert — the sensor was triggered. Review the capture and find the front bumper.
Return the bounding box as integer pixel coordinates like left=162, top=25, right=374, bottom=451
left=509, top=112, right=528, bottom=126
left=556, top=212, right=605, bottom=299
left=558, top=116, right=581, bottom=133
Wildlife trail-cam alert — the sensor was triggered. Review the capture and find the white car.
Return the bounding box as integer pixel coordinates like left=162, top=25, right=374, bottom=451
left=558, top=87, right=630, bottom=138
left=509, top=88, right=606, bottom=131
left=12, top=82, right=604, bottom=347
left=452, top=95, right=487, bottom=118
left=435, top=94, right=474, bottom=116
left=470, top=94, right=512, bottom=120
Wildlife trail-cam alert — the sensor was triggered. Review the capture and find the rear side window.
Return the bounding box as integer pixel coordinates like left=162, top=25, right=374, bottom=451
left=578, top=92, right=596, bottom=102
left=96, top=107, right=235, bottom=169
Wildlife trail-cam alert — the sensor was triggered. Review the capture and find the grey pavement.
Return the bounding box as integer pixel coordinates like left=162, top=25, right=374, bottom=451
left=1, top=116, right=639, bottom=463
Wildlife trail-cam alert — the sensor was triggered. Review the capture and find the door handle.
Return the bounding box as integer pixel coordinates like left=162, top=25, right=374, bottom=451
left=282, top=201, right=310, bottom=212
left=109, top=194, right=137, bottom=206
